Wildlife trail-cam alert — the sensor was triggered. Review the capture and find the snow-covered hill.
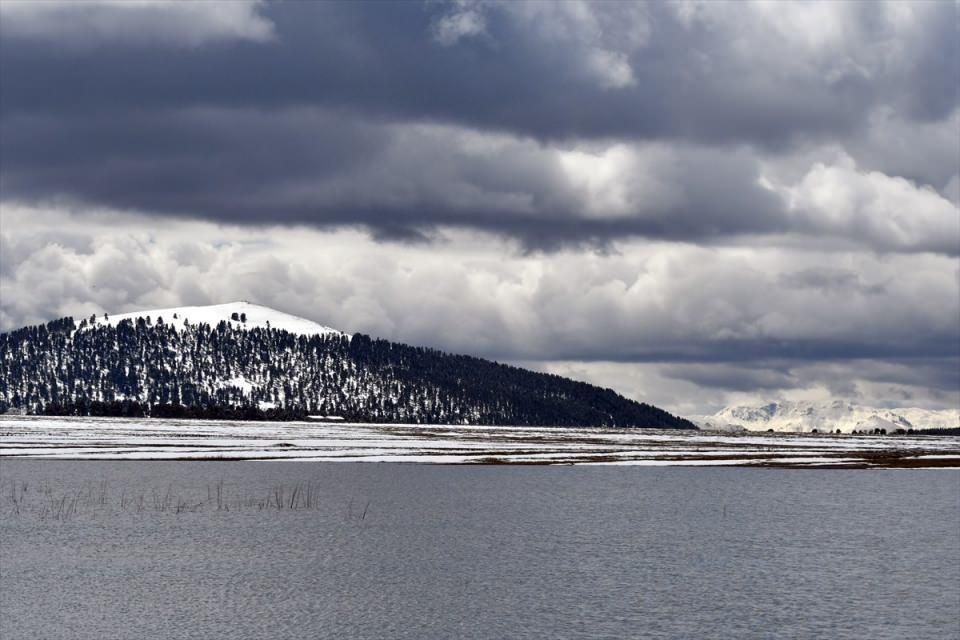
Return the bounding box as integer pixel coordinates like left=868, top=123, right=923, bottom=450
left=689, top=400, right=959, bottom=433
left=2, top=303, right=694, bottom=428
left=84, top=301, right=344, bottom=337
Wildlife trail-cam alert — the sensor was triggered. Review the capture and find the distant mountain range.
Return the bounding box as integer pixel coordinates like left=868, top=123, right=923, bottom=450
left=0, top=302, right=693, bottom=429
left=689, top=400, right=959, bottom=433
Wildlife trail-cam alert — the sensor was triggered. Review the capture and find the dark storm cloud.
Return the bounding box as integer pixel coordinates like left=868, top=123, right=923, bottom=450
left=3, top=106, right=954, bottom=254
left=0, top=107, right=790, bottom=250
left=682, top=357, right=960, bottom=400
left=658, top=363, right=799, bottom=393
left=0, top=3, right=838, bottom=143
left=3, top=2, right=954, bottom=143
left=520, top=337, right=960, bottom=369
left=1, top=1, right=957, bottom=250
left=1, top=108, right=386, bottom=218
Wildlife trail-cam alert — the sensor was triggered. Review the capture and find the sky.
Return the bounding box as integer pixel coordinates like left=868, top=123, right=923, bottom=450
left=0, top=0, right=957, bottom=416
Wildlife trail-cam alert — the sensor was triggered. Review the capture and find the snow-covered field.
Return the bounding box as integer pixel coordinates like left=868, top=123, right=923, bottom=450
left=2, top=416, right=957, bottom=467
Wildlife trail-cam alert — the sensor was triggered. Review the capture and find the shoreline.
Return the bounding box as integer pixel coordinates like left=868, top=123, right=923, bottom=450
left=3, top=415, right=957, bottom=468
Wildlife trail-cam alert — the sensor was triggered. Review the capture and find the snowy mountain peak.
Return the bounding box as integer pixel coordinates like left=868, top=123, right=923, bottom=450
left=84, top=301, right=344, bottom=337
left=689, top=400, right=959, bottom=433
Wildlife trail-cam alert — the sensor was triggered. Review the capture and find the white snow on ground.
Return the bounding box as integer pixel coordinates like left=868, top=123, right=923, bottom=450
left=218, top=376, right=256, bottom=394
left=689, top=400, right=960, bottom=434
left=1, top=416, right=957, bottom=467
left=81, top=301, right=344, bottom=337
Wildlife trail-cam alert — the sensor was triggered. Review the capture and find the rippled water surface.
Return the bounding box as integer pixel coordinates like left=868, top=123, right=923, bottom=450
left=1, top=461, right=958, bottom=639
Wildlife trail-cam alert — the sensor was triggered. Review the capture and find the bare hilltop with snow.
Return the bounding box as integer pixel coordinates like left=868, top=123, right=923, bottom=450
left=86, top=301, right=343, bottom=338
left=690, top=400, right=959, bottom=434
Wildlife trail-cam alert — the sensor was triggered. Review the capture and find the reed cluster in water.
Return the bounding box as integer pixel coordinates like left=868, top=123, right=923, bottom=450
left=1, top=477, right=362, bottom=522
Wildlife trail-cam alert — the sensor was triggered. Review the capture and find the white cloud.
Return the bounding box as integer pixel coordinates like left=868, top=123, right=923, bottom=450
left=670, top=1, right=926, bottom=86
left=431, top=3, right=487, bottom=46
left=0, top=0, right=274, bottom=47
left=585, top=48, right=636, bottom=90
left=764, top=154, right=960, bottom=254
left=558, top=145, right=653, bottom=219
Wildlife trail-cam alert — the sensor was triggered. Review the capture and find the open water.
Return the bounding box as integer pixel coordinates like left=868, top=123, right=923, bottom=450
left=1, top=461, right=957, bottom=639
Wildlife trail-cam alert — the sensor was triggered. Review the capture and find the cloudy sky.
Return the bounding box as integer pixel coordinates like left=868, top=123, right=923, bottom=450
left=1, top=0, right=957, bottom=415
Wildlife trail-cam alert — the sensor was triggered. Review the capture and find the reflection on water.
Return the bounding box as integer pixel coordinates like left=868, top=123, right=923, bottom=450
left=1, top=461, right=958, bottom=639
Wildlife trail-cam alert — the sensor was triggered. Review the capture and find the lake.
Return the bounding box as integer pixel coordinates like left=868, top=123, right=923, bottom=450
left=1, top=461, right=957, bottom=639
